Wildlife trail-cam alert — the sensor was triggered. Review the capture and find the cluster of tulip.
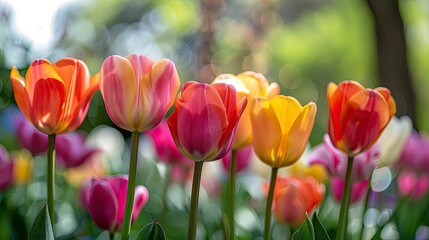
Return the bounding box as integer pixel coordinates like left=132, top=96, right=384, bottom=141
left=4, top=53, right=426, bottom=239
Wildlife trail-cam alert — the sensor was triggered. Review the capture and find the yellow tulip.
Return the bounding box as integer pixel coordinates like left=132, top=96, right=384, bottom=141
left=213, top=71, right=279, bottom=149
left=12, top=149, right=33, bottom=185
left=250, top=96, right=316, bottom=168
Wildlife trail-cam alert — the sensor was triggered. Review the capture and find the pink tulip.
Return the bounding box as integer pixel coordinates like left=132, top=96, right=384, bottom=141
left=146, top=120, right=193, bottom=167
left=0, top=146, right=14, bottom=191
left=397, top=170, right=429, bottom=200
left=331, top=177, right=368, bottom=204
left=168, top=81, right=247, bottom=162
left=56, top=132, right=99, bottom=169
left=80, top=175, right=149, bottom=232
left=308, top=135, right=379, bottom=181
left=397, top=131, right=429, bottom=172
left=221, top=145, right=253, bottom=173
left=99, top=54, right=180, bottom=132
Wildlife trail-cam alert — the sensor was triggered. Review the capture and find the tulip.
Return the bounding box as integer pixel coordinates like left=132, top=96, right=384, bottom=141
left=397, top=131, right=429, bottom=172
left=250, top=95, right=316, bottom=240
left=10, top=58, right=99, bottom=230
left=10, top=58, right=99, bottom=134
left=268, top=176, right=324, bottom=227
left=327, top=80, right=396, bottom=156
left=331, top=177, right=368, bottom=204
left=287, top=161, right=329, bottom=184
left=397, top=170, right=429, bottom=200
left=168, top=81, right=246, bottom=240
left=168, top=81, right=247, bottom=162
left=64, top=157, right=106, bottom=188
left=12, top=149, right=32, bottom=185
left=146, top=121, right=193, bottom=167
left=251, top=96, right=316, bottom=168
left=0, top=146, right=14, bottom=192
left=221, top=145, right=253, bottom=173
left=99, top=54, right=180, bottom=239
left=376, top=116, right=412, bottom=167
left=99, top=54, right=180, bottom=132
left=213, top=71, right=279, bottom=149
left=308, top=135, right=379, bottom=181
left=80, top=175, right=149, bottom=233
left=56, top=132, right=99, bottom=169
left=327, top=80, right=395, bottom=240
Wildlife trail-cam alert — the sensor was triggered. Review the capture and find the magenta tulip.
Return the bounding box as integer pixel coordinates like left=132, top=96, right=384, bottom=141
left=0, top=146, right=14, bottom=191
left=331, top=177, right=368, bottom=204
left=80, top=175, right=149, bottom=232
left=15, top=112, right=48, bottom=155
left=397, top=170, right=429, bottom=200
left=221, top=145, right=253, bottom=173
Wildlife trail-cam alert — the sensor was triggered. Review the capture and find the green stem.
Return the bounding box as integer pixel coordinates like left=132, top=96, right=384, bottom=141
left=188, top=161, right=204, bottom=240
left=336, top=156, right=354, bottom=240
left=228, top=150, right=237, bottom=240
left=264, top=167, right=278, bottom=240
left=358, top=178, right=372, bottom=240
left=120, top=131, right=140, bottom=240
left=109, top=232, right=115, bottom=240
left=47, top=134, right=56, bottom=233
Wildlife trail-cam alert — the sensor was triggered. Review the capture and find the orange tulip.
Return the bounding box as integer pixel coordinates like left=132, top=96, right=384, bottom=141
left=99, top=54, right=180, bottom=132
left=264, top=176, right=324, bottom=227
left=327, top=80, right=396, bottom=156
left=10, top=58, right=99, bottom=134
left=213, top=71, right=279, bottom=149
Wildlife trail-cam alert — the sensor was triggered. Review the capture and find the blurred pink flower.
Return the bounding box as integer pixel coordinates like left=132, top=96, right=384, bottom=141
left=308, top=135, right=379, bottom=181
left=331, top=177, right=368, bottom=204
left=397, top=130, right=429, bottom=172
left=56, top=132, right=99, bottom=169
left=146, top=121, right=193, bottom=167
left=0, top=146, right=14, bottom=191
left=15, top=112, right=48, bottom=156
left=397, top=170, right=429, bottom=200
left=80, top=175, right=149, bottom=233
left=221, top=145, right=253, bottom=173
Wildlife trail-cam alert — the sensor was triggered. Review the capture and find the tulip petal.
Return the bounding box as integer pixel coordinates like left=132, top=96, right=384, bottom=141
left=10, top=67, right=32, bottom=120
left=100, top=55, right=137, bottom=131
left=132, top=185, right=149, bottom=222
left=25, top=59, right=63, bottom=97
left=375, top=87, right=396, bottom=118
left=283, top=103, right=317, bottom=167
left=251, top=97, right=282, bottom=166
left=175, top=83, right=228, bottom=160
left=88, top=180, right=118, bottom=232
left=105, top=175, right=128, bottom=225
left=341, top=90, right=390, bottom=154
left=31, top=78, right=65, bottom=133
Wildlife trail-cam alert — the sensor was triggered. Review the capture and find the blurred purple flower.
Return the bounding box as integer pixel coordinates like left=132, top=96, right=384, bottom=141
left=221, top=145, right=253, bottom=173
left=0, top=145, right=14, bottom=191
left=397, top=130, right=429, bottom=172
left=80, top=175, right=149, bottom=233
left=146, top=120, right=193, bottom=167
left=56, top=132, right=99, bottom=169
left=331, top=177, right=368, bottom=204
left=308, top=135, right=379, bottom=181
left=397, top=170, right=429, bottom=200
left=15, top=111, right=48, bottom=156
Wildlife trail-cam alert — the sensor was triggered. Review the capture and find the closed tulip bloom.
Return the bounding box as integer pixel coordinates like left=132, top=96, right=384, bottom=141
left=100, top=54, right=180, bottom=132
left=10, top=58, right=99, bottom=134
left=213, top=72, right=279, bottom=149
left=80, top=175, right=149, bottom=233
left=327, top=81, right=396, bottom=156
left=0, top=146, right=14, bottom=191
left=331, top=177, right=368, bottom=204
left=251, top=96, right=316, bottom=168
left=168, top=81, right=247, bottom=162
left=14, top=112, right=48, bottom=155
left=266, top=176, right=324, bottom=227
left=56, top=132, right=99, bottom=169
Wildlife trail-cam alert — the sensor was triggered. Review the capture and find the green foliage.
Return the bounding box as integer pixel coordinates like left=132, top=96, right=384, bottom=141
left=137, top=220, right=167, bottom=240
left=28, top=205, right=54, bottom=240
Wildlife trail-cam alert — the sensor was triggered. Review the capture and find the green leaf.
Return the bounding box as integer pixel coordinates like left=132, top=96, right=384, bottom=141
left=137, top=219, right=166, bottom=240
left=293, top=214, right=315, bottom=240
left=28, top=205, right=54, bottom=240
left=312, top=213, right=330, bottom=240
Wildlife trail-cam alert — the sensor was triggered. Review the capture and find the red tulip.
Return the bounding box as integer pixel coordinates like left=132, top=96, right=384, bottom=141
left=327, top=81, right=396, bottom=156
left=167, top=81, right=247, bottom=162
left=80, top=175, right=149, bottom=233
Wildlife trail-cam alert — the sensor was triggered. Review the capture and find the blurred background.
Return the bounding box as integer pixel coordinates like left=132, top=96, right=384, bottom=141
left=0, top=0, right=428, bottom=239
